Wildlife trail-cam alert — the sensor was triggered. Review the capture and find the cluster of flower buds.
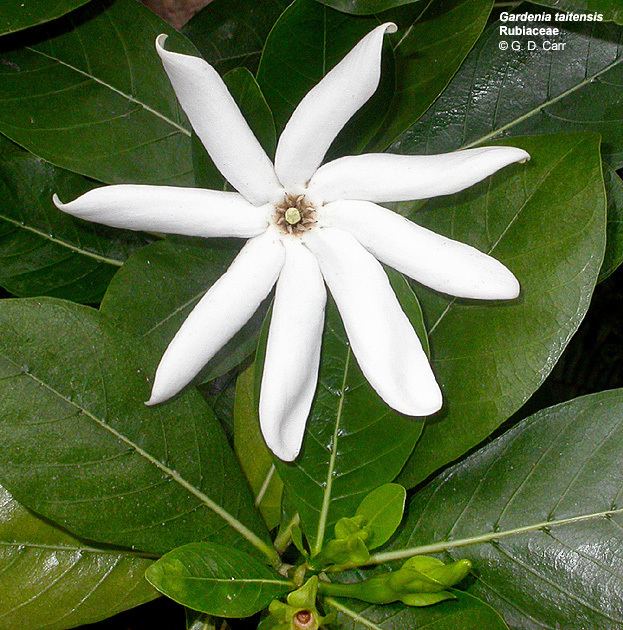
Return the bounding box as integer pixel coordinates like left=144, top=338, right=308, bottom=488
left=309, top=515, right=371, bottom=571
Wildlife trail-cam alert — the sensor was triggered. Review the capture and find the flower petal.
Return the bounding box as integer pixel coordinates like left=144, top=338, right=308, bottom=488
left=54, top=185, right=268, bottom=238
left=308, top=147, right=530, bottom=202
left=304, top=228, right=442, bottom=416
left=156, top=35, right=282, bottom=205
left=323, top=200, right=519, bottom=300
left=147, top=231, right=284, bottom=405
left=260, top=240, right=326, bottom=461
left=274, top=23, right=397, bottom=190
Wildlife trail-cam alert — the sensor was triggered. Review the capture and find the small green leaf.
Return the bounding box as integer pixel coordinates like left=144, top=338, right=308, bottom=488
left=0, top=0, right=92, bottom=36
left=0, top=0, right=197, bottom=185
left=315, top=0, right=424, bottom=14
left=0, top=482, right=157, bottom=629
left=234, top=364, right=283, bottom=530
left=0, top=136, right=149, bottom=302
left=182, top=0, right=289, bottom=74
left=0, top=298, right=271, bottom=560
left=531, top=0, right=623, bottom=24
left=599, top=164, right=623, bottom=281
left=146, top=542, right=291, bottom=617
left=356, top=483, right=406, bottom=550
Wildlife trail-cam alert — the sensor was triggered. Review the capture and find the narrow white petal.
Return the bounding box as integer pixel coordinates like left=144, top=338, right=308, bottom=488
left=274, top=23, right=397, bottom=190
left=309, top=147, right=530, bottom=202
left=324, top=200, right=519, bottom=300
left=147, top=231, right=284, bottom=405
left=156, top=35, right=282, bottom=205
left=304, top=228, right=442, bottom=417
left=260, top=240, right=326, bottom=461
left=54, top=185, right=268, bottom=238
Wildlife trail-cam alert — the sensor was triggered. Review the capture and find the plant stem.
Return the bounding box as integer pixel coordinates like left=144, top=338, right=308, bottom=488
left=274, top=512, right=301, bottom=554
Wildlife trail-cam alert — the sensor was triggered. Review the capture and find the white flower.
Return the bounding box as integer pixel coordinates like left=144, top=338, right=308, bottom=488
left=53, top=24, right=528, bottom=462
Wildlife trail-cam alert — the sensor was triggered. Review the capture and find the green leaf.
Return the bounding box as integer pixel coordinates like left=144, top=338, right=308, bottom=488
left=531, top=0, right=623, bottom=24
left=392, top=7, right=623, bottom=168
left=326, top=590, right=509, bottom=629
left=599, top=165, right=623, bottom=281
left=182, top=0, right=289, bottom=74
left=0, top=297, right=275, bottom=563
left=397, top=134, right=606, bottom=487
left=0, top=0, right=197, bottom=185
left=0, top=136, right=148, bottom=302
left=234, top=364, right=283, bottom=530
left=100, top=238, right=267, bottom=383
left=264, top=294, right=425, bottom=557
left=315, top=0, right=424, bottom=15
left=193, top=67, right=276, bottom=190
left=371, top=0, right=492, bottom=150
left=383, top=389, right=623, bottom=629
left=256, top=0, right=394, bottom=154
left=356, top=484, right=405, bottom=550
left=146, top=542, right=291, bottom=617
left=0, top=482, right=157, bottom=629
left=0, top=0, right=92, bottom=36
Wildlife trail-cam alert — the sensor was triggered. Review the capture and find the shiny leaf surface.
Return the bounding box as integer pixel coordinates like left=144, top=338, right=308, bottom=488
left=315, top=0, right=424, bottom=15
left=0, top=0, right=92, bottom=36
left=532, top=0, right=623, bottom=24
left=600, top=165, right=623, bottom=281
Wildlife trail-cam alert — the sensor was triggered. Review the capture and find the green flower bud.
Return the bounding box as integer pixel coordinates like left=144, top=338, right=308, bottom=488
left=389, top=557, right=472, bottom=594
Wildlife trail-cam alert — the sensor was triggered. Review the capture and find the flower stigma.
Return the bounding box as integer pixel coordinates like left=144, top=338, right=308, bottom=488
left=273, top=193, right=317, bottom=236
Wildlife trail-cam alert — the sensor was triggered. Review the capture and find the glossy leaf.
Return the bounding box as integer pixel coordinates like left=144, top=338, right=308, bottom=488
left=256, top=0, right=394, bottom=154
left=0, top=298, right=272, bottom=561
left=387, top=390, right=623, bottom=629
left=146, top=542, right=291, bottom=617
left=0, top=0, right=93, bottom=36
left=234, top=364, right=283, bottom=530
left=397, top=134, right=606, bottom=487
left=531, top=0, right=623, bottom=24
left=266, top=288, right=427, bottom=557
left=600, top=165, right=623, bottom=281
left=327, top=590, right=508, bottom=629
left=182, top=0, right=289, bottom=74
left=0, top=0, right=197, bottom=185
left=315, top=0, right=424, bottom=15
left=100, top=238, right=267, bottom=383
left=372, top=0, right=493, bottom=150
left=392, top=9, right=623, bottom=167
left=0, top=482, right=157, bottom=629
left=193, top=67, right=276, bottom=190
left=356, top=484, right=406, bottom=550
left=0, top=136, right=148, bottom=302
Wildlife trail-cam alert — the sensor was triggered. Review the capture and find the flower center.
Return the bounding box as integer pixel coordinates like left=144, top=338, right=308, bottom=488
left=273, top=193, right=317, bottom=235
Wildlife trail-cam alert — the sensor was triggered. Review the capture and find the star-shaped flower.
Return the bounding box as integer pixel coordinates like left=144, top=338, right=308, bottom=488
left=53, top=23, right=528, bottom=462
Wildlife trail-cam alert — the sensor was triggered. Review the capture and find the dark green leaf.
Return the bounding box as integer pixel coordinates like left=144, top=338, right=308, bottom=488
left=372, top=0, right=492, bottom=150
left=234, top=364, right=283, bottom=530
left=266, top=295, right=425, bottom=557
left=0, top=298, right=273, bottom=562
left=256, top=0, right=394, bottom=154
left=0, top=136, right=148, bottom=302
left=193, top=67, right=276, bottom=190
left=146, top=542, right=291, bottom=617
left=182, top=0, right=289, bottom=74
left=397, top=134, right=606, bottom=487
left=531, top=0, right=623, bottom=24
left=100, top=238, right=267, bottom=383
left=599, top=165, right=623, bottom=281
left=392, top=7, right=623, bottom=168
left=386, top=389, right=623, bottom=629
left=326, top=590, right=508, bottom=629
left=0, top=482, right=157, bottom=629
left=0, top=0, right=92, bottom=37
left=0, top=0, right=197, bottom=185
left=356, top=484, right=406, bottom=550
left=315, top=0, right=424, bottom=15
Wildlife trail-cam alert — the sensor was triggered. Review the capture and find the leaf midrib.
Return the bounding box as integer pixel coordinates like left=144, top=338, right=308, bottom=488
left=0, top=539, right=158, bottom=559
left=26, top=48, right=191, bottom=138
